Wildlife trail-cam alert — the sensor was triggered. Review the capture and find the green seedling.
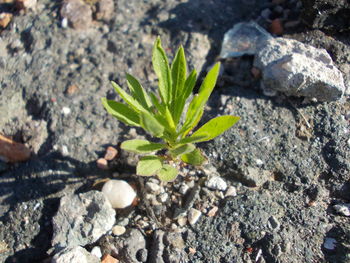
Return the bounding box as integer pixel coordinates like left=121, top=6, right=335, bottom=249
left=102, top=37, right=239, bottom=182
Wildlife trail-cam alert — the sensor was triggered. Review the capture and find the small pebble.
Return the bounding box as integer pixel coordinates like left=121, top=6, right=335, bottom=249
left=91, top=246, right=102, bottom=258
left=101, top=254, right=119, bottom=263
left=145, top=182, right=161, bottom=194
left=179, top=183, right=190, bottom=195
left=65, top=84, right=79, bottom=95
left=270, top=18, right=284, bottom=35
left=112, top=225, right=126, bottom=236
left=188, top=208, right=202, bottom=225
left=157, top=192, right=168, bottom=203
left=61, top=145, right=69, bottom=156
left=0, top=13, right=13, bottom=28
left=324, top=238, right=337, bottom=250
left=102, top=179, right=137, bottom=209
left=97, top=158, right=108, bottom=170
left=61, top=107, right=71, bottom=116
left=205, top=176, right=227, bottom=191
left=207, top=206, right=218, bottom=217
left=61, top=17, right=68, bottom=28
left=104, top=146, right=118, bottom=161
left=225, top=186, right=237, bottom=197
left=177, top=217, right=187, bottom=226
left=333, top=204, right=350, bottom=217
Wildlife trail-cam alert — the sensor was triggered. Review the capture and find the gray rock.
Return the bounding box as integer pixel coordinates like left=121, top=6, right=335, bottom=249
left=51, top=191, right=115, bottom=252
left=205, top=176, right=228, bottom=191
left=323, top=237, right=337, bottom=250
left=254, top=37, right=346, bottom=101
left=60, top=0, right=93, bottom=30
left=220, top=21, right=271, bottom=58
left=235, top=167, right=270, bottom=187
left=51, top=246, right=99, bottom=263
left=333, top=203, right=350, bottom=216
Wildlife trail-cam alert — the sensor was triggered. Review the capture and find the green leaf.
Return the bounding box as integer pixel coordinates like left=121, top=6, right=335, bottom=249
left=171, top=46, right=186, bottom=114
left=180, top=108, right=204, bottom=138
left=126, top=73, right=152, bottom=109
left=140, top=111, right=165, bottom=137
left=157, top=164, right=178, bottom=182
left=121, top=139, right=165, bottom=153
left=177, top=134, right=208, bottom=144
left=169, top=143, right=195, bottom=157
left=101, top=98, right=140, bottom=127
left=152, top=37, right=172, bottom=104
left=190, top=115, right=240, bottom=142
left=181, top=63, right=220, bottom=135
left=137, top=156, right=163, bottom=176
left=181, top=148, right=206, bottom=166
left=111, top=81, right=146, bottom=112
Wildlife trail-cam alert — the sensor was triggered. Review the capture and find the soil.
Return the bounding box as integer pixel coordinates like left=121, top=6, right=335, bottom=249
left=0, top=0, right=349, bottom=262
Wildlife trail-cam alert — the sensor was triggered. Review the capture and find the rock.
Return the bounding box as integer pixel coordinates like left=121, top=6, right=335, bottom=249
left=95, top=0, right=114, bottom=21
left=301, top=0, right=350, bottom=32
left=225, top=186, right=237, bottom=197
left=90, top=246, right=102, bottom=259
left=207, top=206, right=218, bottom=217
left=254, top=37, right=346, bottom=101
left=220, top=21, right=271, bottom=58
left=187, top=32, right=210, bottom=71
left=179, top=183, right=190, bottom=195
left=15, top=0, right=37, bottom=10
left=238, top=167, right=270, bottom=187
left=157, top=192, right=168, bottom=203
left=61, top=107, right=71, bottom=116
left=104, top=146, right=118, bottom=161
left=333, top=203, right=350, bottom=217
left=60, top=0, right=93, bottom=30
left=188, top=208, right=202, bottom=225
left=205, top=176, right=227, bottom=191
left=97, top=158, right=108, bottom=170
left=51, top=191, right=115, bottom=252
left=112, top=225, right=126, bottom=236
left=52, top=246, right=100, bottom=263
left=101, top=254, right=119, bottom=263
left=0, top=134, right=31, bottom=163
left=102, top=180, right=137, bottom=209
left=323, top=237, right=337, bottom=250
left=145, top=182, right=161, bottom=194
left=0, top=13, right=12, bottom=28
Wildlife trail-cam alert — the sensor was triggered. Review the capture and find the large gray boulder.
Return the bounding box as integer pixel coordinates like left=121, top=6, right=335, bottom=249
left=254, top=37, right=346, bottom=101
left=51, top=191, right=116, bottom=252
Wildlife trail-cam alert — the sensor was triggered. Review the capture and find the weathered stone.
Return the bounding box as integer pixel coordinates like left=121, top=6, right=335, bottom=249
left=52, top=191, right=115, bottom=252
left=0, top=13, right=12, bottom=28
left=333, top=203, right=350, bottom=217
left=254, top=37, right=345, bottom=101
left=188, top=208, right=202, bottom=225
left=205, top=176, right=227, bottom=191
left=52, top=246, right=100, bottom=263
left=95, top=0, right=114, bottom=21
left=60, top=0, right=92, bottom=30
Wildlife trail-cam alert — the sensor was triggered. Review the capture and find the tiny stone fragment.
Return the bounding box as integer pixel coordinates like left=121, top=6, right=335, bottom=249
left=90, top=246, right=102, bottom=259
left=225, top=186, right=237, bottom=197
left=205, top=176, right=227, bottom=191
left=60, top=0, right=93, bottom=30
left=104, top=146, right=118, bottom=161
left=101, top=254, right=119, bottom=263
left=0, top=134, right=31, bottom=163
left=323, top=238, right=337, bottom=250
left=112, top=225, right=126, bottom=236
left=333, top=203, right=350, bottom=217
left=0, top=13, right=12, bottom=28
left=145, top=182, right=161, bottom=194
left=188, top=208, right=202, bottom=225
left=207, top=206, right=218, bottom=217
left=97, top=158, right=108, bottom=170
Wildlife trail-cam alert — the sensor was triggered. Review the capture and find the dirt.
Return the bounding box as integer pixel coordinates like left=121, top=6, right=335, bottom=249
left=0, top=0, right=349, bottom=262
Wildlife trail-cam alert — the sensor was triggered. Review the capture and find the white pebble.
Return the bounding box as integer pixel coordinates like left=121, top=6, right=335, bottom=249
left=324, top=238, right=336, bottom=250
left=188, top=208, right=202, bottom=225
left=61, top=17, right=68, bottom=28
left=225, top=186, right=237, bottom=197
left=205, top=176, right=227, bottom=191
left=61, top=145, right=69, bottom=156
left=112, top=225, right=126, bottom=236
left=179, top=183, right=190, bottom=195
left=333, top=204, right=350, bottom=217
left=90, top=246, right=102, bottom=259
left=157, top=192, right=168, bottom=203
left=61, top=107, right=71, bottom=116
left=102, top=180, right=136, bottom=209
left=256, top=159, right=264, bottom=166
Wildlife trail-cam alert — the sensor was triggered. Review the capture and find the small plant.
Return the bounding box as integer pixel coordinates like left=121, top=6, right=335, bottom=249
left=102, top=37, right=239, bottom=182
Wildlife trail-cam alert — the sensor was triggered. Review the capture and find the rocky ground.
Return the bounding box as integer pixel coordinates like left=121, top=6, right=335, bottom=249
left=0, top=0, right=349, bottom=262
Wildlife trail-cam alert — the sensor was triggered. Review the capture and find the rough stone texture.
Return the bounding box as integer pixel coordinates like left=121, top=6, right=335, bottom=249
left=52, top=246, right=100, bottom=263
left=100, top=229, right=146, bottom=263
left=254, top=37, right=346, bottom=101
left=52, top=191, right=116, bottom=252
left=60, top=0, right=93, bottom=30
left=301, top=0, right=350, bottom=33
left=205, top=176, right=227, bottom=191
